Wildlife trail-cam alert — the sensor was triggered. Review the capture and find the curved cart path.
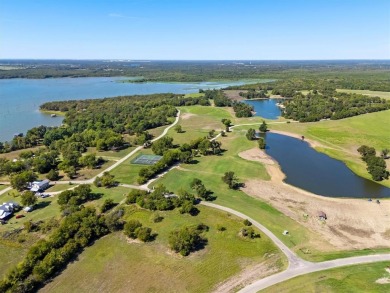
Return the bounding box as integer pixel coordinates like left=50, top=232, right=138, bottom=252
left=200, top=201, right=390, bottom=292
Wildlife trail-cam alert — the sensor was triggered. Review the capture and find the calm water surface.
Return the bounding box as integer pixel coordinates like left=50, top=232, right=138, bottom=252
left=265, top=132, right=390, bottom=198
left=0, top=77, right=257, bottom=141
left=242, top=99, right=282, bottom=119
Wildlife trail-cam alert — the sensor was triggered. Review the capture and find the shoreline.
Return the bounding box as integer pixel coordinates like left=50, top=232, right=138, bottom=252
left=238, top=147, right=390, bottom=250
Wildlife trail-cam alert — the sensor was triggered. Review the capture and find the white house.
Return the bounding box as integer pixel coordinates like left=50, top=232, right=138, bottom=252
left=30, top=179, right=50, bottom=192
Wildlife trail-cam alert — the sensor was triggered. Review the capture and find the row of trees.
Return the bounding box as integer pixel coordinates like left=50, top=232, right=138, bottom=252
left=0, top=207, right=117, bottom=292
left=283, top=92, right=389, bottom=122
left=357, top=146, right=389, bottom=181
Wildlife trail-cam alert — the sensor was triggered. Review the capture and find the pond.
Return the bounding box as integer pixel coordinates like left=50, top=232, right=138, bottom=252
left=264, top=132, right=390, bottom=198
left=0, top=77, right=262, bottom=141
left=242, top=99, right=282, bottom=120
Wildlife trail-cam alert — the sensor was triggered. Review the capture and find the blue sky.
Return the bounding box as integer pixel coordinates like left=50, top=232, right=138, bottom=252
left=1, top=0, right=389, bottom=59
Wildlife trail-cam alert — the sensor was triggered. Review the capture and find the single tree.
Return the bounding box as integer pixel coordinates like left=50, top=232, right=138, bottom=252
left=174, top=125, right=183, bottom=133
left=381, top=149, right=389, bottom=159
left=21, top=191, right=37, bottom=207
left=221, top=119, right=232, bottom=132
left=258, top=137, right=266, bottom=149
left=259, top=120, right=268, bottom=133
left=246, top=128, right=256, bottom=140
left=222, top=171, right=238, bottom=189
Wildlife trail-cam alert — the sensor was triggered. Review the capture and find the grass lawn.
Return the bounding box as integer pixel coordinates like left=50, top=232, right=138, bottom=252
left=41, top=205, right=285, bottom=293
left=0, top=184, right=9, bottom=192
left=263, top=261, right=390, bottom=293
left=0, top=234, right=40, bottom=277
left=86, top=146, right=136, bottom=160
left=45, top=183, right=77, bottom=193
left=337, top=89, right=390, bottom=99
left=270, top=110, right=390, bottom=187
left=110, top=149, right=156, bottom=185
left=0, top=146, right=45, bottom=160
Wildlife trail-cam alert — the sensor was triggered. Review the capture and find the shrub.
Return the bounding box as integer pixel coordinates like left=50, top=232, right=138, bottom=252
left=124, top=220, right=142, bottom=239
left=243, top=219, right=252, bottom=226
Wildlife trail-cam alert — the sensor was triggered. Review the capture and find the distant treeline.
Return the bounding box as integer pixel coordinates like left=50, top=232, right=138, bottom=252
left=1, top=60, right=390, bottom=88
left=225, top=77, right=390, bottom=94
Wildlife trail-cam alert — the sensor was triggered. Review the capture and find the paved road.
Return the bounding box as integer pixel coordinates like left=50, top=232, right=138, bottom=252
left=239, top=253, right=390, bottom=292
left=200, top=201, right=390, bottom=292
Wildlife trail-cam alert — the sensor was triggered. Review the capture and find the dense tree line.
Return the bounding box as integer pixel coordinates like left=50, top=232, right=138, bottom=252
left=125, top=185, right=197, bottom=215
left=0, top=93, right=210, bottom=154
left=357, top=145, right=389, bottom=181
left=225, top=75, right=390, bottom=93
left=0, top=207, right=115, bottom=292
left=282, top=92, right=390, bottom=122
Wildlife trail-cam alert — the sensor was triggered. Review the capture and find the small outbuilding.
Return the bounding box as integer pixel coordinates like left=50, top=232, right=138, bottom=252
left=283, top=230, right=289, bottom=235
left=317, top=211, right=327, bottom=220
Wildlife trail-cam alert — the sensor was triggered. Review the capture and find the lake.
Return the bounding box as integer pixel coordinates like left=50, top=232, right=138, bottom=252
left=242, top=99, right=282, bottom=119
left=0, top=77, right=258, bottom=141
left=264, top=132, right=390, bottom=198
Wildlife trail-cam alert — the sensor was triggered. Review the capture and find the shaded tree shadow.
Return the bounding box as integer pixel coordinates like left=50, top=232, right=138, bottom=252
left=34, top=201, right=51, bottom=211
left=90, top=193, right=103, bottom=200
left=189, top=207, right=200, bottom=216
left=191, top=237, right=208, bottom=253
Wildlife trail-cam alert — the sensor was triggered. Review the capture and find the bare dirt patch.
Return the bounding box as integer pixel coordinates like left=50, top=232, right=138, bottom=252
left=224, top=90, right=247, bottom=101
left=181, top=112, right=197, bottom=120
left=376, top=277, right=390, bottom=284
left=239, top=147, right=390, bottom=250
left=238, top=148, right=275, bottom=165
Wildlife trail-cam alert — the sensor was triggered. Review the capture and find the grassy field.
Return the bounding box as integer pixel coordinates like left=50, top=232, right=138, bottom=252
left=110, top=149, right=156, bottom=185
left=86, top=146, right=137, bottom=160
left=45, top=183, right=77, bottom=193
left=263, top=261, right=390, bottom=293
left=41, top=205, right=285, bottom=293
left=270, top=110, right=390, bottom=187
left=0, top=146, right=45, bottom=160
left=0, top=234, right=41, bottom=277
left=337, top=89, right=390, bottom=99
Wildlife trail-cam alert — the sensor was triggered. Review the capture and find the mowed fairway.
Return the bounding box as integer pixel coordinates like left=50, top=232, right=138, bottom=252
left=270, top=110, right=390, bottom=187
left=262, top=261, right=390, bottom=293
left=41, top=205, right=285, bottom=293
